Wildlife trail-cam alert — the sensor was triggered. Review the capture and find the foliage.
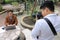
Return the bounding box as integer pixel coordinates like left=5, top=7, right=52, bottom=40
left=11, top=2, right=19, bottom=6
left=5, top=0, right=12, bottom=3
left=5, top=0, right=17, bottom=4
left=0, top=4, right=3, bottom=12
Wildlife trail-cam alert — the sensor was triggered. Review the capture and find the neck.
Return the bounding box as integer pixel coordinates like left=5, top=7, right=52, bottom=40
left=47, top=11, right=54, bottom=15
left=43, top=11, right=54, bottom=17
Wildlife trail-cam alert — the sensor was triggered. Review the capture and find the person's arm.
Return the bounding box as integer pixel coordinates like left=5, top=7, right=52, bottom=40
left=14, top=15, right=18, bottom=25
left=4, top=16, right=9, bottom=26
left=31, top=20, right=41, bottom=40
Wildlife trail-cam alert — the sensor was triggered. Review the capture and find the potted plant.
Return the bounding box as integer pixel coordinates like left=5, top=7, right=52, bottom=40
left=20, top=0, right=38, bottom=29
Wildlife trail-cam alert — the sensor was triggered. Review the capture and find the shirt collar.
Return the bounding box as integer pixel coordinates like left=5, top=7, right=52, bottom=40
left=44, top=13, right=57, bottom=18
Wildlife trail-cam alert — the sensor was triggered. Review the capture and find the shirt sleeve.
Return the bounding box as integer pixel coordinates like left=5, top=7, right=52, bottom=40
left=31, top=20, right=42, bottom=40
left=14, top=15, right=18, bottom=25
left=4, top=16, right=9, bottom=26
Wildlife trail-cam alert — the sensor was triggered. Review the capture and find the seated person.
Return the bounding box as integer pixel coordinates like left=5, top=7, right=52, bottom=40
left=4, top=10, right=18, bottom=26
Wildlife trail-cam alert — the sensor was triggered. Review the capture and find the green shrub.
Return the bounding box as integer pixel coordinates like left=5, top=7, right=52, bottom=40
left=5, top=0, right=17, bottom=4
left=0, top=4, right=3, bottom=12
left=5, top=0, right=12, bottom=4
left=11, top=2, right=19, bottom=6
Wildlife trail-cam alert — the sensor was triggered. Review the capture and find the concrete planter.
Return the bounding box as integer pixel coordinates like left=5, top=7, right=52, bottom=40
left=20, top=15, right=35, bottom=30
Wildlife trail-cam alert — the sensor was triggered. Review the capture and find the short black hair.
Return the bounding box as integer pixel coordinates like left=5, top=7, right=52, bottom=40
left=40, top=1, right=54, bottom=12
left=7, top=10, right=13, bottom=13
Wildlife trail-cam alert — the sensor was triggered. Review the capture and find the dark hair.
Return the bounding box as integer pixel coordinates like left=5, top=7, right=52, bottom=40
left=7, top=10, right=13, bottom=13
left=40, top=1, right=54, bottom=12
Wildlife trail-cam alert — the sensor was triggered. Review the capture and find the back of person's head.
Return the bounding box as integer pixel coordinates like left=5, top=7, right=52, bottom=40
left=40, top=1, right=54, bottom=12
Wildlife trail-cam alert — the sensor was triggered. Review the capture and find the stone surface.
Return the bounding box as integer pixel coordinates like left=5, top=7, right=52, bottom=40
left=0, top=26, right=21, bottom=40
left=22, top=29, right=33, bottom=40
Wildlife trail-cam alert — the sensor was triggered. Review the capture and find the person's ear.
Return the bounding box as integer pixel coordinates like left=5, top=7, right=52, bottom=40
left=45, top=7, right=49, bottom=12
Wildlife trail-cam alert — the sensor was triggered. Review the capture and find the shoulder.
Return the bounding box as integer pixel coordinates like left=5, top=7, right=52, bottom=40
left=36, top=19, right=45, bottom=24
left=56, top=16, right=60, bottom=22
left=35, top=19, right=46, bottom=27
left=13, top=15, right=17, bottom=18
left=35, top=19, right=48, bottom=27
left=13, top=15, right=16, bottom=17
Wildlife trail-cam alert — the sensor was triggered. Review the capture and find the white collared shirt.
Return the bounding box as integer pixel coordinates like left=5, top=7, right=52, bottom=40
left=32, top=13, right=60, bottom=40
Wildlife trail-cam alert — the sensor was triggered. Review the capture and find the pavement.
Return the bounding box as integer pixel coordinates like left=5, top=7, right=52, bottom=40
left=0, top=13, right=7, bottom=27
left=0, top=26, right=21, bottom=40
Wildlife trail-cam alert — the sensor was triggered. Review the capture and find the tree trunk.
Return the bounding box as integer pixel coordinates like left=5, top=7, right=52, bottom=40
left=31, top=0, right=37, bottom=14
left=59, top=0, right=60, bottom=2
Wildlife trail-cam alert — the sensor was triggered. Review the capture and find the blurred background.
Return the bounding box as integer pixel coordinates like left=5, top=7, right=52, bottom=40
left=0, top=0, right=60, bottom=28
left=0, top=0, right=60, bottom=40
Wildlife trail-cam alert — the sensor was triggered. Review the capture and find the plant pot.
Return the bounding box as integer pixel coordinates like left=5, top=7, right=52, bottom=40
left=20, top=15, right=35, bottom=30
